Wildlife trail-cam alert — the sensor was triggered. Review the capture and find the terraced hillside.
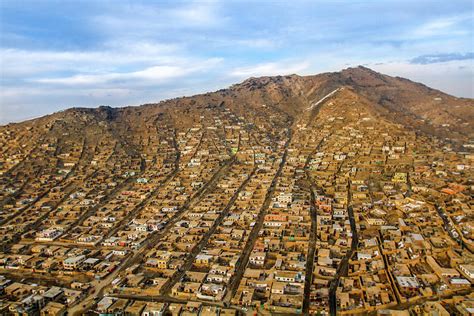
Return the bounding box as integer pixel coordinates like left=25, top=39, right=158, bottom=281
left=0, top=67, right=473, bottom=315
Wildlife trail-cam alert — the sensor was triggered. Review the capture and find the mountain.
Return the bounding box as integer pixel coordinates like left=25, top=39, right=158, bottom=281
left=3, top=66, right=473, bottom=141
left=1, top=66, right=472, bottom=187
left=1, top=66, right=473, bottom=315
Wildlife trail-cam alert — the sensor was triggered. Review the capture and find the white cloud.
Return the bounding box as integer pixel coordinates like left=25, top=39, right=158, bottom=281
left=370, top=59, right=474, bottom=98
left=35, top=58, right=222, bottom=86
left=235, top=38, right=280, bottom=49
left=0, top=42, right=182, bottom=77
left=230, top=60, right=311, bottom=78
left=171, top=1, right=223, bottom=27
left=91, top=0, right=226, bottom=40
left=410, top=14, right=472, bottom=39
left=36, top=65, right=189, bottom=86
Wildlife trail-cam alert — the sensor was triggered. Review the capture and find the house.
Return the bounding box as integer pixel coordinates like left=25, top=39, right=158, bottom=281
left=124, top=300, right=147, bottom=315
left=36, top=228, right=62, bottom=241
left=142, top=302, right=166, bottom=316
left=206, top=273, right=229, bottom=284
left=43, top=287, right=63, bottom=302
left=367, top=218, right=385, bottom=226
left=459, top=264, right=474, bottom=280
left=392, top=173, right=407, bottom=183
left=271, top=282, right=285, bottom=294
left=154, top=253, right=171, bottom=269
left=96, top=297, right=116, bottom=313
left=449, top=278, right=471, bottom=289
left=395, top=276, right=419, bottom=289
left=63, top=255, right=86, bottom=270
left=274, top=270, right=305, bottom=283
left=426, top=256, right=460, bottom=278
left=40, top=302, right=66, bottom=316
left=198, top=283, right=226, bottom=300
left=249, top=252, right=266, bottom=267
left=276, top=193, right=293, bottom=205
left=82, top=258, right=100, bottom=269
left=195, top=254, right=213, bottom=267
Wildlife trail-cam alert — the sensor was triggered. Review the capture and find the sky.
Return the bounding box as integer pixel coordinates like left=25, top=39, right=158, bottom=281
left=0, top=0, right=473, bottom=124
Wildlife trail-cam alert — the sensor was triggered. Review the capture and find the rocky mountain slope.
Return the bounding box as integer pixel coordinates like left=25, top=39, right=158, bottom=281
left=0, top=66, right=473, bottom=315
left=2, top=66, right=472, bottom=144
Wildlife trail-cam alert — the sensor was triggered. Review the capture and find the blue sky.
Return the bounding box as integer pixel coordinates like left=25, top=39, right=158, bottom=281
left=1, top=0, right=473, bottom=123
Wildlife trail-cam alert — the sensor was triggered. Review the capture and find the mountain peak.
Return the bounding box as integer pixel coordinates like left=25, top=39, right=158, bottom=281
left=1, top=67, right=472, bottom=144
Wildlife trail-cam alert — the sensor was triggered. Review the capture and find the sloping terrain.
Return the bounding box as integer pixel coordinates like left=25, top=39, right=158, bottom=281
left=3, top=66, right=472, bottom=147
left=0, top=67, right=473, bottom=315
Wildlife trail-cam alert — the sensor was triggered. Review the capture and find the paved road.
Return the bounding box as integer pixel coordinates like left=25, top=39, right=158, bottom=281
left=302, top=165, right=319, bottom=311
left=301, top=137, right=326, bottom=314
left=161, top=164, right=257, bottom=296
left=328, top=185, right=358, bottom=316
left=224, top=129, right=293, bottom=302
left=66, top=155, right=237, bottom=315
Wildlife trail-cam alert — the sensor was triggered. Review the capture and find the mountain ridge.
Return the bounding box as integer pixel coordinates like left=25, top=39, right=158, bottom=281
left=1, top=66, right=473, bottom=315
left=2, top=66, right=471, bottom=123
left=2, top=66, right=473, bottom=146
